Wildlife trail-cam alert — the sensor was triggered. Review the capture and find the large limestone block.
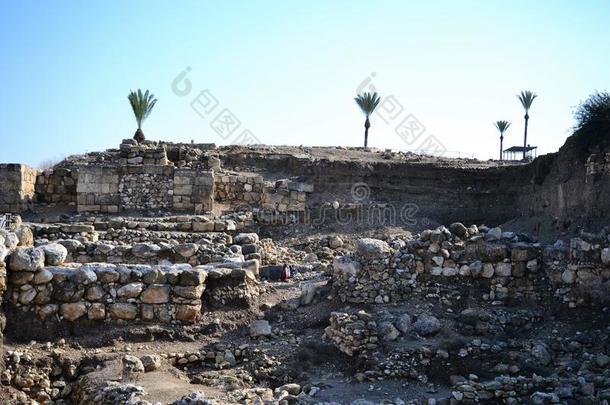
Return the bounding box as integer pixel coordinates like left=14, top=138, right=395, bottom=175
left=109, top=303, right=139, bottom=320
left=9, top=247, right=45, bottom=272
left=42, top=243, right=68, bottom=266
left=175, top=304, right=200, bottom=322
left=117, top=283, right=144, bottom=299
left=140, top=284, right=170, bottom=304
left=60, top=302, right=87, bottom=321
left=356, top=238, right=391, bottom=258
left=131, top=242, right=161, bottom=258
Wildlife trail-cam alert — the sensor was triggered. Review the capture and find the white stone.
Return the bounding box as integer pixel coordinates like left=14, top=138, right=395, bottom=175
left=442, top=267, right=458, bottom=277
left=494, top=262, right=512, bottom=277
left=234, top=233, right=259, bottom=245
left=174, top=243, right=199, bottom=258
left=131, top=242, right=161, bottom=258
left=42, top=243, right=68, bottom=266
left=250, top=320, right=272, bottom=337
left=481, top=263, right=495, bottom=278
left=140, top=354, right=162, bottom=372
left=0, top=245, right=7, bottom=262
left=413, top=315, right=441, bottom=336
left=117, top=283, right=144, bottom=299
left=602, top=248, right=610, bottom=265
left=430, top=266, right=443, bottom=276
left=561, top=269, right=575, bottom=284
left=333, top=256, right=361, bottom=277
left=33, top=269, right=53, bottom=284
left=526, top=259, right=539, bottom=271
left=328, top=236, right=344, bottom=249
left=356, top=238, right=391, bottom=258
left=9, top=247, right=45, bottom=272
left=432, top=256, right=444, bottom=266
left=487, top=227, right=502, bottom=240
left=459, top=265, right=471, bottom=276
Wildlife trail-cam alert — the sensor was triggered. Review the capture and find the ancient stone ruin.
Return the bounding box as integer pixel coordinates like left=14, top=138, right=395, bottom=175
left=0, top=135, right=609, bottom=404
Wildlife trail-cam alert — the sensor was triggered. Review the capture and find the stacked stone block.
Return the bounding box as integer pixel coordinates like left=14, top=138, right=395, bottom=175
left=260, top=188, right=307, bottom=212
left=119, top=165, right=174, bottom=210
left=173, top=169, right=214, bottom=212
left=76, top=166, right=120, bottom=213
left=118, top=139, right=168, bottom=165
left=6, top=259, right=207, bottom=323
left=323, top=311, right=380, bottom=356
left=214, top=173, right=265, bottom=207
left=0, top=164, right=37, bottom=213
left=333, top=226, right=609, bottom=308
left=35, top=168, right=77, bottom=205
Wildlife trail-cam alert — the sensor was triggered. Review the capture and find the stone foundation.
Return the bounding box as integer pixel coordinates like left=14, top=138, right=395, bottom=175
left=333, top=226, right=610, bottom=307
left=6, top=262, right=206, bottom=323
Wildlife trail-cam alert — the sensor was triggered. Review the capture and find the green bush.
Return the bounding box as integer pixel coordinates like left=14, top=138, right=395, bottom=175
left=571, top=92, right=610, bottom=154
left=574, top=91, right=610, bottom=134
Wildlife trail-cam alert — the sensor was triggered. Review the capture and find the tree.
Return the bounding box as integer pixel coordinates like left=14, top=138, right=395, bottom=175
left=128, top=89, right=157, bottom=142
left=494, top=120, right=511, bottom=160
left=517, top=90, right=537, bottom=160
left=574, top=91, right=610, bottom=134
left=354, top=92, right=381, bottom=148
left=572, top=91, right=610, bottom=153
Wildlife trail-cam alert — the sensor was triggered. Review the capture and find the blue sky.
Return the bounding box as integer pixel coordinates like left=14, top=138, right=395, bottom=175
left=1, top=1, right=609, bottom=166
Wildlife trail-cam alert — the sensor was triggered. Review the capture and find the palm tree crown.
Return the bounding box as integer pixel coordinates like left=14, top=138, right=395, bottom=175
left=517, top=90, right=537, bottom=115
left=354, top=92, right=381, bottom=118
left=128, top=89, right=157, bottom=129
left=494, top=120, right=511, bottom=161
left=494, top=120, right=511, bottom=134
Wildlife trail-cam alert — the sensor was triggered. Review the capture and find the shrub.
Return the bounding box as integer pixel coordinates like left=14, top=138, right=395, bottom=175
left=574, top=91, right=610, bottom=134
left=571, top=92, right=610, bottom=153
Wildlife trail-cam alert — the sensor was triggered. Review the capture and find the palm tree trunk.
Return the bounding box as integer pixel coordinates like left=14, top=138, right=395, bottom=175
left=500, top=135, right=503, bottom=161
left=523, top=114, right=529, bottom=160
left=364, top=117, right=370, bottom=148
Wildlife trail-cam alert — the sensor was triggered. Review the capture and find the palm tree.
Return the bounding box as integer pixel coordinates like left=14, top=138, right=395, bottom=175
left=128, top=89, right=158, bottom=142
left=494, top=120, right=511, bottom=161
left=354, top=92, right=381, bottom=148
left=517, top=90, right=537, bottom=160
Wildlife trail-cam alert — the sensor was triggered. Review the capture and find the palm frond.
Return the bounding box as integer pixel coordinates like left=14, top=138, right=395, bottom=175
left=494, top=120, right=511, bottom=134
left=354, top=92, right=381, bottom=117
left=128, top=89, right=158, bottom=128
left=517, top=90, right=538, bottom=112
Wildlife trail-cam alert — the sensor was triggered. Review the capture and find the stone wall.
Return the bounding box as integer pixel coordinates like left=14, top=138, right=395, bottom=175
left=0, top=164, right=37, bottom=213
left=74, top=165, right=214, bottom=213
left=6, top=259, right=206, bottom=323
left=119, top=165, right=174, bottom=210
left=118, top=140, right=168, bottom=165
left=220, top=138, right=610, bottom=232
left=1, top=224, right=37, bottom=355
left=37, top=237, right=261, bottom=268
left=323, top=311, right=380, bottom=356
left=214, top=173, right=265, bottom=207
left=76, top=166, right=120, bottom=213
left=2, top=230, right=263, bottom=327
left=260, top=181, right=309, bottom=212
left=35, top=168, right=77, bottom=205
left=173, top=169, right=214, bottom=212
left=333, top=225, right=610, bottom=307
left=214, top=173, right=312, bottom=215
